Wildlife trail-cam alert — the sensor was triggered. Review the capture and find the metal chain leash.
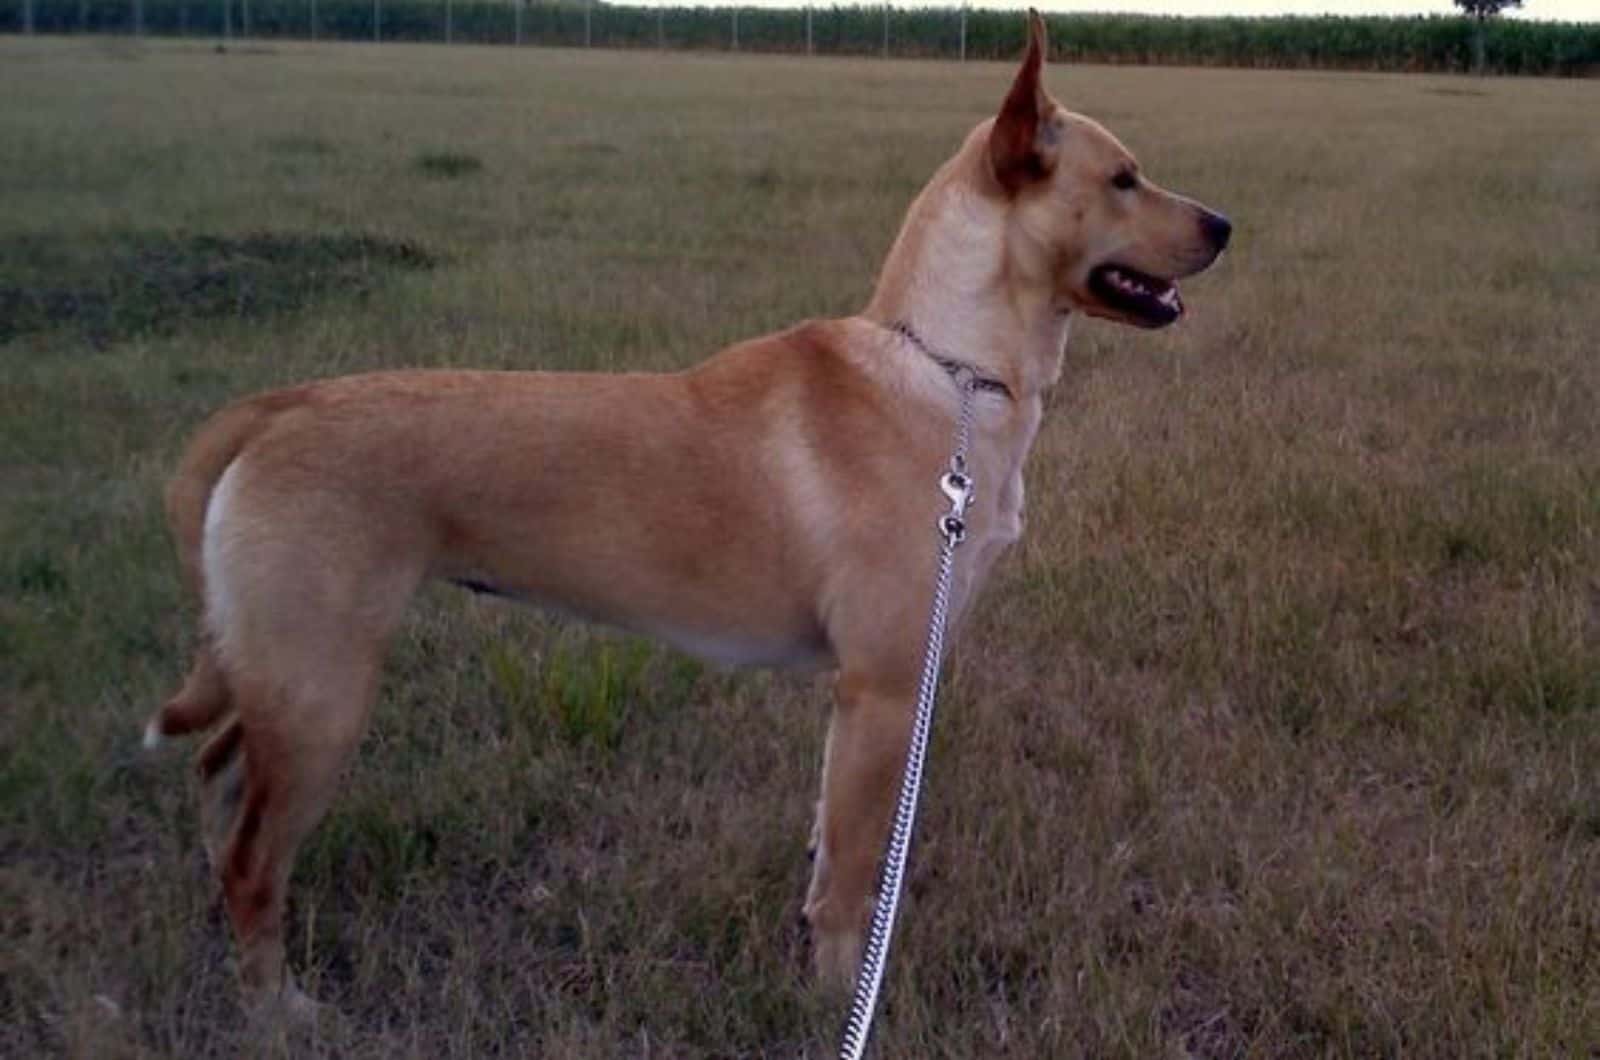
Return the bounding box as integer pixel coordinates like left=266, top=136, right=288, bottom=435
left=836, top=368, right=978, bottom=1060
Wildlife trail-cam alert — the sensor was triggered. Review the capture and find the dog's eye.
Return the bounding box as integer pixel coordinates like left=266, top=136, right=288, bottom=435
left=1111, top=169, right=1137, bottom=191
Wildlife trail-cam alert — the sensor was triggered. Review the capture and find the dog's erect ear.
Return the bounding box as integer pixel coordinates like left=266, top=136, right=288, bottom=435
left=989, top=10, right=1055, bottom=195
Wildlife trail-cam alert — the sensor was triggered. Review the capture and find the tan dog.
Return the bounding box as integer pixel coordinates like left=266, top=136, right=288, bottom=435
left=147, top=11, right=1229, bottom=1014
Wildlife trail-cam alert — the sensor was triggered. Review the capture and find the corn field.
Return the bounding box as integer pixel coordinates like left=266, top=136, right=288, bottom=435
left=5, top=3, right=1599, bottom=76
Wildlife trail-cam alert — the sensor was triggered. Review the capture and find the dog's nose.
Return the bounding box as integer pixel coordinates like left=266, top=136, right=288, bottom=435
left=1201, top=210, right=1232, bottom=252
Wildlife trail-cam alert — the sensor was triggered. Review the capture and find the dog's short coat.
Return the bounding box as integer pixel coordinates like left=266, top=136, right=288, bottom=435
left=148, top=12, right=1229, bottom=1014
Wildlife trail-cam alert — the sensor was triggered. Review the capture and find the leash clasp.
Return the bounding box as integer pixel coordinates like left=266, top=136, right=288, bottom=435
left=938, top=470, right=973, bottom=545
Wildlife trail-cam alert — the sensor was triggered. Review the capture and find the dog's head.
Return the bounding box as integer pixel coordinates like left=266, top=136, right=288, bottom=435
left=987, top=11, right=1230, bottom=328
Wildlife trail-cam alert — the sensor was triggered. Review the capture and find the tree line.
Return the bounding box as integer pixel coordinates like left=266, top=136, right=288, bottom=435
left=7, top=2, right=1598, bottom=77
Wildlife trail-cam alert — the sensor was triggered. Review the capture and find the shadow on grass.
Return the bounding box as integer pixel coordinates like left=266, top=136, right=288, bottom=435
left=0, top=230, right=435, bottom=348
left=1422, top=86, right=1490, bottom=98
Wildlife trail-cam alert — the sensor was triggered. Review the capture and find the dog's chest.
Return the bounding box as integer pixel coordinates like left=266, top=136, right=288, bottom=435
left=973, top=462, right=1026, bottom=559
left=991, top=467, right=1026, bottom=545
left=955, top=402, right=1041, bottom=608
left=983, top=399, right=1041, bottom=547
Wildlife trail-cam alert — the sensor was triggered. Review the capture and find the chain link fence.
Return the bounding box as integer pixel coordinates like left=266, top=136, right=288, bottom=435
left=6, top=2, right=1599, bottom=75
left=8, top=0, right=1005, bottom=59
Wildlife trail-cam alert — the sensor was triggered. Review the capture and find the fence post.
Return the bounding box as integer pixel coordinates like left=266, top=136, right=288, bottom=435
left=23, top=0, right=33, bottom=33
left=514, top=0, right=521, bottom=45
left=959, top=5, right=966, bottom=62
left=805, top=5, right=812, bottom=55
left=731, top=7, right=737, bottom=50
left=310, top=0, right=316, bottom=40
left=584, top=0, right=591, bottom=47
left=240, top=0, right=248, bottom=37
left=445, top=0, right=451, bottom=44
left=134, top=0, right=143, bottom=35
left=656, top=4, right=664, bottom=49
left=222, top=0, right=231, bottom=42
left=881, top=3, right=888, bottom=58
left=372, top=0, right=379, bottom=42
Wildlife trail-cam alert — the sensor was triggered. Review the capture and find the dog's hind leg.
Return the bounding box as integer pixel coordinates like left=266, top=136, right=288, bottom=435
left=180, top=448, right=430, bottom=1016
left=213, top=655, right=383, bottom=1017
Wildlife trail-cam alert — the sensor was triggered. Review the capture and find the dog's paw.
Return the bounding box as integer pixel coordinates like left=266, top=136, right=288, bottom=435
left=811, top=927, right=863, bottom=996
left=244, top=976, right=332, bottom=1029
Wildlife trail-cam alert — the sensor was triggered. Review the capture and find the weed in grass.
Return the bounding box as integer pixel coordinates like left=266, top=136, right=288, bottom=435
left=541, top=637, right=645, bottom=752
left=6, top=546, right=68, bottom=596
left=414, top=150, right=484, bottom=179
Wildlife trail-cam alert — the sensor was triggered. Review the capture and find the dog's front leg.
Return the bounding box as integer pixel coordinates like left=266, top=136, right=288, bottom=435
left=803, top=669, right=916, bottom=992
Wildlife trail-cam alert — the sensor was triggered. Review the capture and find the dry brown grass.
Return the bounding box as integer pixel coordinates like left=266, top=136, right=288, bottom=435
left=2, top=36, right=1599, bottom=1058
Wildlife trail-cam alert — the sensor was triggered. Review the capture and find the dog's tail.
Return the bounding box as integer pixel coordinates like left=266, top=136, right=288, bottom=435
left=164, top=394, right=292, bottom=599
left=144, top=388, right=305, bottom=749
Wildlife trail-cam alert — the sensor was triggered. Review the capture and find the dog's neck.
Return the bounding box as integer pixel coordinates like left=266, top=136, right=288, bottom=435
left=862, top=141, right=1070, bottom=402
left=889, top=321, right=1014, bottom=399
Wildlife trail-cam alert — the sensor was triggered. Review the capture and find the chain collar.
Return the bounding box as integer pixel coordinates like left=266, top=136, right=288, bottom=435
left=890, top=320, right=1013, bottom=400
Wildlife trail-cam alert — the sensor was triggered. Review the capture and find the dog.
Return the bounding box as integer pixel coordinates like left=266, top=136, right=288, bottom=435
left=146, top=10, right=1229, bottom=1015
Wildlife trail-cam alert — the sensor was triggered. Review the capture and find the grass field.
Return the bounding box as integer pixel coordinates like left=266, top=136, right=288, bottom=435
left=3, top=35, right=1600, bottom=1058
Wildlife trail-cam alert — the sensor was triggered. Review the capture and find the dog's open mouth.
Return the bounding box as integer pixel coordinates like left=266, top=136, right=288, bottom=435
left=1088, top=263, right=1184, bottom=328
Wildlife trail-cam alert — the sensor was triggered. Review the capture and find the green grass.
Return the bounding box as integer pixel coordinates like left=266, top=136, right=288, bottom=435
left=3, top=36, right=1599, bottom=1058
